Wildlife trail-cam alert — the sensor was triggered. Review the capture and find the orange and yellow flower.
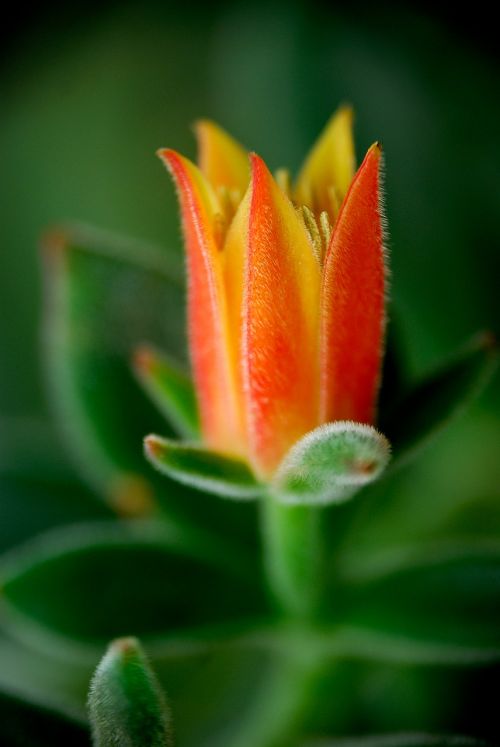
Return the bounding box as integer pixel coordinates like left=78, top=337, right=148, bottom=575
left=158, top=106, right=386, bottom=479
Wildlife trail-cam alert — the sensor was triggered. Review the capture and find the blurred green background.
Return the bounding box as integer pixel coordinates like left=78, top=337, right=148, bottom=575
left=1, top=0, right=499, bottom=742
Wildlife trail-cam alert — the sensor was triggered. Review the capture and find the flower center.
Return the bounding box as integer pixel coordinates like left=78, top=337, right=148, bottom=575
left=275, top=167, right=334, bottom=263
left=212, top=168, right=335, bottom=262
left=299, top=205, right=332, bottom=264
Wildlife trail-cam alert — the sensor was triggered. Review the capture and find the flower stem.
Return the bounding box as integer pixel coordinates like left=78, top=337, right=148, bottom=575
left=261, top=495, right=324, bottom=619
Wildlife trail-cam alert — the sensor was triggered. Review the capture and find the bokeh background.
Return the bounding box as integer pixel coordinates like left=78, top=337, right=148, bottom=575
left=1, top=1, right=499, bottom=743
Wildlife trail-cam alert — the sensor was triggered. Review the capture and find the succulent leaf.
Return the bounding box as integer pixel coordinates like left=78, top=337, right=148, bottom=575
left=133, top=345, right=199, bottom=439
left=144, top=435, right=262, bottom=500
left=88, top=637, right=173, bottom=747
left=0, top=522, right=267, bottom=648
left=382, top=333, right=498, bottom=468
left=271, top=422, right=391, bottom=505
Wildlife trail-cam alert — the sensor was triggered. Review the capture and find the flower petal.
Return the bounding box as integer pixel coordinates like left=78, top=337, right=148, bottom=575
left=243, top=155, right=321, bottom=477
left=158, top=149, right=244, bottom=455
left=194, top=119, right=250, bottom=197
left=294, top=105, right=355, bottom=218
left=320, top=143, right=386, bottom=425
left=222, top=185, right=251, bottom=441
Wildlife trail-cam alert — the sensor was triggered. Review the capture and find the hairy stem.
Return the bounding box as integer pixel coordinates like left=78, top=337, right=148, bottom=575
left=261, top=496, right=324, bottom=619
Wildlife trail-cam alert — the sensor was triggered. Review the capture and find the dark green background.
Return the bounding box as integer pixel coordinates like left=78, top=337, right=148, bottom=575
left=1, top=1, right=499, bottom=742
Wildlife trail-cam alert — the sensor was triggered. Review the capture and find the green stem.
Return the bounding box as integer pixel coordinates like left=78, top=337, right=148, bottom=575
left=261, top=495, right=324, bottom=619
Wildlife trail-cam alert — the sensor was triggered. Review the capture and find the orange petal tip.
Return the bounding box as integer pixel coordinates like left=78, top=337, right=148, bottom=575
left=249, top=151, right=266, bottom=171
left=156, top=148, right=181, bottom=169
left=248, top=153, right=277, bottom=193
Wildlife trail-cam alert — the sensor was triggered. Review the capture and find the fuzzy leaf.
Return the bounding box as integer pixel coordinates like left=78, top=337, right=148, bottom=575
left=89, top=637, right=173, bottom=747
left=133, top=345, right=199, bottom=438
left=271, top=422, right=391, bottom=505
left=144, top=435, right=262, bottom=499
left=0, top=522, right=267, bottom=648
left=0, top=687, right=89, bottom=747
left=42, top=224, right=184, bottom=514
left=382, top=333, right=498, bottom=468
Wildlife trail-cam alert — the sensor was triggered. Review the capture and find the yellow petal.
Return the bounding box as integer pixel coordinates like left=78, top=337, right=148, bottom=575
left=294, top=105, right=355, bottom=219
left=194, top=119, right=250, bottom=198
left=223, top=184, right=250, bottom=406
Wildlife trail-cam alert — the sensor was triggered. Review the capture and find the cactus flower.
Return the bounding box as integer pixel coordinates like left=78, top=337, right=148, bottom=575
left=158, top=107, right=386, bottom=479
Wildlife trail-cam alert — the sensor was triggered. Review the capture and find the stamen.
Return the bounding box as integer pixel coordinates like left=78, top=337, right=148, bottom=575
left=300, top=205, right=322, bottom=263
left=319, top=211, right=332, bottom=249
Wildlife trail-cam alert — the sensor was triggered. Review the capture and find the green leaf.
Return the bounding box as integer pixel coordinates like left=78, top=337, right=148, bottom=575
left=42, top=224, right=185, bottom=515
left=378, top=311, right=409, bottom=415
left=0, top=415, right=112, bottom=551
left=0, top=416, right=75, bottom=482
left=0, top=630, right=93, bottom=720
left=271, top=423, right=391, bottom=505
left=144, top=436, right=262, bottom=500
left=41, top=224, right=259, bottom=547
left=381, top=333, right=498, bottom=469
left=0, top=686, right=89, bottom=747
left=150, top=616, right=500, bottom=671
left=152, top=635, right=316, bottom=747
left=89, top=637, right=173, bottom=747
left=148, top=624, right=496, bottom=746
left=334, top=543, right=500, bottom=660
left=133, top=344, right=199, bottom=438
left=0, top=521, right=268, bottom=650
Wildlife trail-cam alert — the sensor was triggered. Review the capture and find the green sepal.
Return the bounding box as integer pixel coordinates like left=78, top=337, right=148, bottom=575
left=382, top=332, right=498, bottom=468
left=144, top=435, right=262, bottom=500
left=133, top=344, right=199, bottom=438
left=88, top=637, right=173, bottom=747
left=271, top=422, right=391, bottom=505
